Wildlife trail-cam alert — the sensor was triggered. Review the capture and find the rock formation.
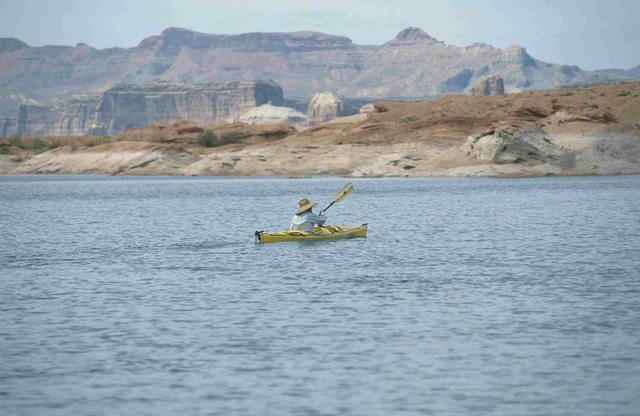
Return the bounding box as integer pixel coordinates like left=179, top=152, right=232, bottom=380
left=469, top=75, right=505, bottom=96
left=359, top=104, right=375, bottom=114
left=384, top=27, right=443, bottom=46
left=17, top=105, right=58, bottom=136
left=17, top=80, right=283, bottom=136
left=236, top=103, right=307, bottom=125
left=305, top=93, right=365, bottom=125
left=307, top=92, right=343, bottom=125
left=0, top=38, right=28, bottom=53
left=1, top=27, right=637, bottom=121
left=0, top=117, right=17, bottom=136
left=17, top=95, right=103, bottom=137
left=463, top=122, right=569, bottom=166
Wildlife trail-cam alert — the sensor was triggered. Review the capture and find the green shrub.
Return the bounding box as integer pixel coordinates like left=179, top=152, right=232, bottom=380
left=219, top=131, right=243, bottom=145
left=5, top=136, right=49, bottom=150
left=0, top=142, right=10, bottom=155
left=196, top=130, right=244, bottom=147
left=31, top=138, right=48, bottom=150
left=8, top=136, right=22, bottom=148
left=4, top=137, right=64, bottom=151
left=197, top=130, right=218, bottom=147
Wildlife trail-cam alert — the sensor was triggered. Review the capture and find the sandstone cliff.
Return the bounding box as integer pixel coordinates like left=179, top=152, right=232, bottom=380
left=1, top=27, right=638, bottom=120
left=0, top=117, right=17, bottom=136
left=17, top=95, right=102, bottom=136
left=16, top=80, right=283, bottom=136
left=469, top=75, right=505, bottom=96
left=307, top=92, right=342, bottom=125
left=306, top=93, right=367, bottom=125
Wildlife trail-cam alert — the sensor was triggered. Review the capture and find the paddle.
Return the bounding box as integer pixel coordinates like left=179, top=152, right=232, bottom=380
left=320, top=182, right=354, bottom=215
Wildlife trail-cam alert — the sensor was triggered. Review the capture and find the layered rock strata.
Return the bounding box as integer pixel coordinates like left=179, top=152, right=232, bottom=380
left=469, top=75, right=505, bottom=96
left=1, top=26, right=637, bottom=120
left=17, top=80, right=283, bottom=136
left=0, top=117, right=17, bottom=136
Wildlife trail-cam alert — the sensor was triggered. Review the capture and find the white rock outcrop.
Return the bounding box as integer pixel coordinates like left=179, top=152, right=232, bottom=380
left=237, top=103, right=307, bottom=125
left=307, top=92, right=343, bottom=125
left=463, top=122, right=569, bottom=166
left=359, top=103, right=375, bottom=114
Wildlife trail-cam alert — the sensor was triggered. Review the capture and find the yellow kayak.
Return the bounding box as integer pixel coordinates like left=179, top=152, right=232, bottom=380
left=255, top=224, right=368, bottom=244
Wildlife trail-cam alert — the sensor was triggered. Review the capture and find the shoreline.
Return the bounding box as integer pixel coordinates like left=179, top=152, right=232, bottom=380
left=2, top=171, right=640, bottom=180
left=2, top=135, right=639, bottom=178
left=2, top=81, right=639, bottom=179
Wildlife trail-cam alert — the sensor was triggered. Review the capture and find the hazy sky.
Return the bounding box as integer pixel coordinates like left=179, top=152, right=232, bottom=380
left=1, top=0, right=639, bottom=70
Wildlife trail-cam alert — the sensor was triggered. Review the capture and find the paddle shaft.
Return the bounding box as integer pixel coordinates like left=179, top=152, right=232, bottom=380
left=321, top=201, right=335, bottom=214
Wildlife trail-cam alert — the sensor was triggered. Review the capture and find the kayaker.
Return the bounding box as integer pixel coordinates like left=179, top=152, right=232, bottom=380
left=290, top=198, right=327, bottom=231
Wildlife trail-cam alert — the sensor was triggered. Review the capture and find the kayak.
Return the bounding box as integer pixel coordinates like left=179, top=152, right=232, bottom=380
left=255, top=224, right=368, bottom=244
left=255, top=224, right=367, bottom=244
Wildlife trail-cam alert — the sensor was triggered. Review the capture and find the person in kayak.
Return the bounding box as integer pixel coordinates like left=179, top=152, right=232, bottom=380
left=290, top=198, right=327, bottom=231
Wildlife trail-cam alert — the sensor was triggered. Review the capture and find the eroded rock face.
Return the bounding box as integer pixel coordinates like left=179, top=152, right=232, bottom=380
left=0, top=117, right=17, bottom=136
left=463, top=122, right=571, bottom=166
left=17, top=80, right=283, bottom=136
left=1, top=26, right=636, bottom=120
left=17, top=105, right=58, bottom=136
left=307, top=92, right=342, bottom=125
left=469, top=75, right=505, bottom=96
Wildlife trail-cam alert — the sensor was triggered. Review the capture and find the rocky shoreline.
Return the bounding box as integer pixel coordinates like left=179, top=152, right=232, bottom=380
left=2, top=82, right=639, bottom=178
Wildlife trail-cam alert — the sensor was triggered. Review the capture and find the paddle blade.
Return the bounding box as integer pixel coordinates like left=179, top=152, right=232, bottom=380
left=334, top=182, right=354, bottom=203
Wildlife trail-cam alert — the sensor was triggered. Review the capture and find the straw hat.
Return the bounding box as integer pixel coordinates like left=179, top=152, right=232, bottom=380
left=296, top=198, right=318, bottom=214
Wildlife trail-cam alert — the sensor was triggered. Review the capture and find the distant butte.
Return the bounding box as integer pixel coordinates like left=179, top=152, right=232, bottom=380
left=385, top=27, right=441, bottom=45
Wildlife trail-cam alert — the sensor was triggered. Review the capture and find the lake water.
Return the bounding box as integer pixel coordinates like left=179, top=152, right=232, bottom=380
left=1, top=175, right=639, bottom=416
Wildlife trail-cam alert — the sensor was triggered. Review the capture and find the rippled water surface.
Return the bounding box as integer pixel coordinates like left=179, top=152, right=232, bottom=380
left=1, top=175, right=640, bottom=415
